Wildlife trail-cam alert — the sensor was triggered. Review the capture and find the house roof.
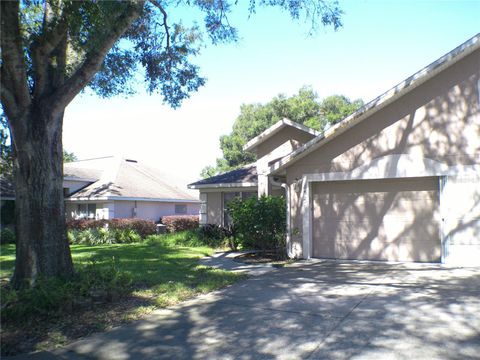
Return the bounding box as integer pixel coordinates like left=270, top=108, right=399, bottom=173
left=0, top=175, right=15, bottom=199
left=269, top=33, right=480, bottom=175
left=243, top=119, right=319, bottom=152
left=65, top=157, right=199, bottom=202
left=188, top=165, right=258, bottom=189
left=64, top=166, right=102, bottom=181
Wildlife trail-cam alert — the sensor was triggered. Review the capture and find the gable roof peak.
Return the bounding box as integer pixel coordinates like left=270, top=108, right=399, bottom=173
left=243, top=118, right=319, bottom=152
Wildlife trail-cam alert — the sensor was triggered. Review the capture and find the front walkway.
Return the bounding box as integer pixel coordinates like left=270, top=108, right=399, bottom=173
left=199, top=251, right=278, bottom=276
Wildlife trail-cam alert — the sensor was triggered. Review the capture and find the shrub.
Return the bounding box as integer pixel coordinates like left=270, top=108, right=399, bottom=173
left=107, top=219, right=156, bottom=238
left=228, top=195, right=286, bottom=255
left=0, top=228, right=15, bottom=244
left=145, top=228, right=231, bottom=249
left=68, top=228, right=144, bottom=245
left=66, top=218, right=156, bottom=238
left=1, top=258, right=133, bottom=324
left=161, top=215, right=199, bottom=233
left=114, top=229, right=142, bottom=244
left=198, top=224, right=236, bottom=249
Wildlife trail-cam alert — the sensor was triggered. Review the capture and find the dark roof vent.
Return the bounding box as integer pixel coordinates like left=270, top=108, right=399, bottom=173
left=125, top=159, right=138, bottom=163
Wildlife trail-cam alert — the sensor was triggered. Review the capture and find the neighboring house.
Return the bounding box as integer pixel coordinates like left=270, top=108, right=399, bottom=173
left=190, top=33, right=480, bottom=266
left=64, top=157, right=200, bottom=220
left=2, top=157, right=200, bottom=222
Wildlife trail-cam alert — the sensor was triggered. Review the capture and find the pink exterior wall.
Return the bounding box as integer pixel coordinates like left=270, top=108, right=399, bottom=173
left=66, top=200, right=200, bottom=221
left=114, top=200, right=199, bottom=221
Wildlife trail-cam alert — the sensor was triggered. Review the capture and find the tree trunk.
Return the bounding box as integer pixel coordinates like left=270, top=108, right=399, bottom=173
left=11, top=108, right=73, bottom=288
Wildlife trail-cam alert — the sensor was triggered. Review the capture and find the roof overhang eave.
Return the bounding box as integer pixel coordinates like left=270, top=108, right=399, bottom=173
left=66, top=196, right=200, bottom=203
left=188, top=182, right=258, bottom=190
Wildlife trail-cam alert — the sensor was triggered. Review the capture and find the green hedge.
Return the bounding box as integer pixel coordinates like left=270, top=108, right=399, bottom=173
left=161, top=215, right=199, bottom=233
left=228, top=195, right=286, bottom=255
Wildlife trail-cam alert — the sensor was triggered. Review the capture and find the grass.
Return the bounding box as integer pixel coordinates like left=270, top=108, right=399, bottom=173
left=0, top=232, right=245, bottom=355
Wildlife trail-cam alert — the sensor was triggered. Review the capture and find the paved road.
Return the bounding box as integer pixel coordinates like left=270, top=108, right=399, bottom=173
left=11, top=260, right=480, bottom=359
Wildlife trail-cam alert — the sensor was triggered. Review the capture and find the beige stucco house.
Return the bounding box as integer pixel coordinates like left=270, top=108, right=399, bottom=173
left=63, top=156, right=200, bottom=221
left=189, top=119, right=319, bottom=226
left=190, top=33, right=480, bottom=266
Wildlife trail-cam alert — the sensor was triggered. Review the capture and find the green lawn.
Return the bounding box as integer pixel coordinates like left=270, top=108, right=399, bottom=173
left=1, top=236, right=241, bottom=306
left=0, top=234, right=244, bottom=355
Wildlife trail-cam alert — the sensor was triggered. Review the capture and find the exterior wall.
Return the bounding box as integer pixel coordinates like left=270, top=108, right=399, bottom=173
left=255, top=127, right=315, bottom=159
left=136, top=201, right=200, bottom=221
left=286, top=49, right=480, bottom=258
left=66, top=200, right=199, bottom=221
left=199, top=193, right=207, bottom=225
left=257, top=141, right=297, bottom=196
left=206, top=192, right=223, bottom=225
left=113, top=200, right=136, bottom=218
left=113, top=200, right=200, bottom=221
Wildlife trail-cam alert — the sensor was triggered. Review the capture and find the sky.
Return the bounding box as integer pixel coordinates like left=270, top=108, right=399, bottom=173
left=63, top=0, right=480, bottom=189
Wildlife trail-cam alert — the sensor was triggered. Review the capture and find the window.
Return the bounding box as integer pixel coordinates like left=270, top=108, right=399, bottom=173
left=175, top=204, right=187, bottom=214
left=222, top=192, right=239, bottom=227
left=242, top=192, right=257, bottom=200
left=222, top=191, right=257, bottom=227
left=76, top=203, right=96, bottom=219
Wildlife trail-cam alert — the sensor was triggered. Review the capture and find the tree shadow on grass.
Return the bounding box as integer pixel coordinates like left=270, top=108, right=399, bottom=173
left=1, top=241, right=243, bottom=356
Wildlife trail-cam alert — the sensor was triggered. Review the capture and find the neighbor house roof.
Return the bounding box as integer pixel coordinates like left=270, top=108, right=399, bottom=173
left=243, top=118, right=319, bottom=152
left=269, top=33, right=480, bottom=175
left=188, top=165, right=258, bottom=189
left=65, top=157, right=199, bottom=202
left=64, top=166, right=102, bottom=181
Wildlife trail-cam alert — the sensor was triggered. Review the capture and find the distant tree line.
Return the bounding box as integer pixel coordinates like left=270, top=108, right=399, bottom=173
left=201, top=86, right=364, bottom=178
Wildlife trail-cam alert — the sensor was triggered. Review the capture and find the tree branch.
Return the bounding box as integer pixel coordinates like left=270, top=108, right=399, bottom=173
left=48, top=1, right=145, bottom=114
left=31, top=1, right=81, bottom=99
left=0, top=77, right=18, bottom=120
left=0, top=0, right=31, bottom=117
left=148, top=0, right=170, bottom=50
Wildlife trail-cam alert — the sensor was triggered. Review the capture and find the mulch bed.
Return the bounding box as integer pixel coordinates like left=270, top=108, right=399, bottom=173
left=1, top=294, right=155, bottom=356
left=233, top=251, right=287, bottom=265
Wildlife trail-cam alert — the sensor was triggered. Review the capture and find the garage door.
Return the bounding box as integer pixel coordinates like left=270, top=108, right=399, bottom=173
left=312, top=177, right=441, bottom=262
left=442, top=176, right=480, bottom=266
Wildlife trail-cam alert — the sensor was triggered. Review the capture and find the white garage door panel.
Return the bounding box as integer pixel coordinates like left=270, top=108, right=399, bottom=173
left=312, top=177, right=441, bottom=262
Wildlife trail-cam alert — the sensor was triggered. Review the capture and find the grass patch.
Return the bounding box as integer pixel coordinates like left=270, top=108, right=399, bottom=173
left=0, top=232, right=244, bottom=356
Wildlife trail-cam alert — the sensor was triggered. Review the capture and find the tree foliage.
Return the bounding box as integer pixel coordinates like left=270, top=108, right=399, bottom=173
left=0, top=114, right=13, bottom=175
left=203, top=88, right=364, bottom=176
left=62, top=150, right=77, bottom=163
left=1, top=0, right=343, bottom=286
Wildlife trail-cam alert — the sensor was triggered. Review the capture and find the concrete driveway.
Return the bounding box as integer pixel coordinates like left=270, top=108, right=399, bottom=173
left=37, top=261, right=480, bottom=359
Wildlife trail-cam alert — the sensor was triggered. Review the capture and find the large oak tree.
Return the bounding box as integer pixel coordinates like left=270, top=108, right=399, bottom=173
left=0, top=0, right=342, bottom=288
